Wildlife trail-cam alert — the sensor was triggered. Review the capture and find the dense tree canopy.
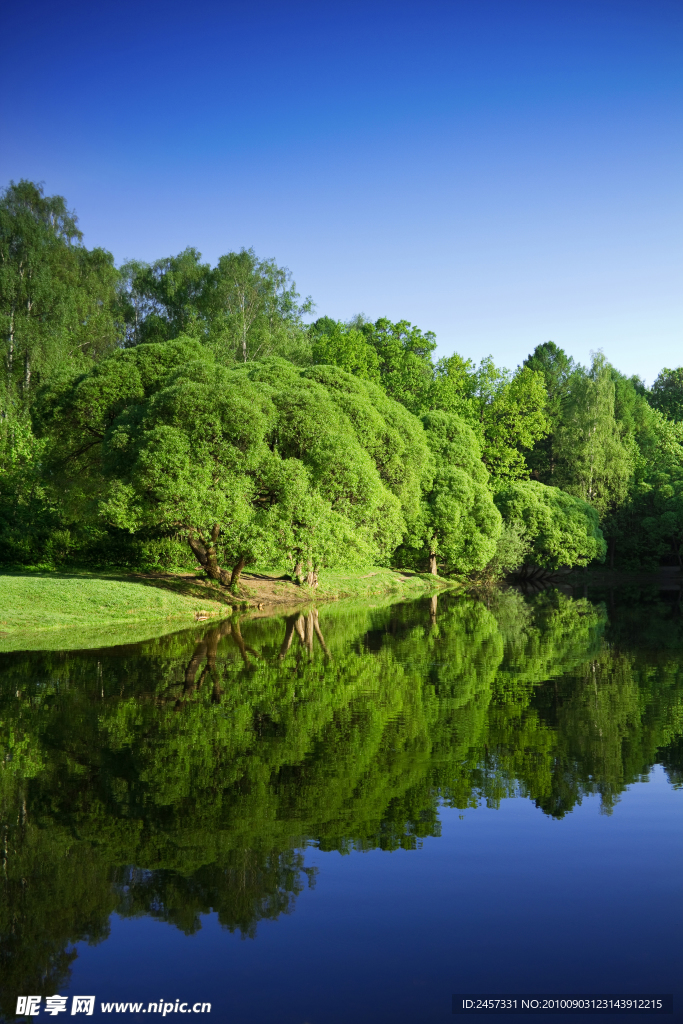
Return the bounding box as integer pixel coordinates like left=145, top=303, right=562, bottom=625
left=1, top=180, right=119, bottom=409
left=409, top=411, right=502, bottom=574
left=1, top=178, right=681, bottom=575
left=494, top=479, right=606, bottom=569
left=551, top=354, right=634, bottom=517
left=117, top=246, right=312, bottom=363
left=309, top=317, right=381, bottom=382
left=522, top=341, right=575, bottom=481
left=34, top=342, right=431, bottom=584
left=649, top=367, right=683, bottom=422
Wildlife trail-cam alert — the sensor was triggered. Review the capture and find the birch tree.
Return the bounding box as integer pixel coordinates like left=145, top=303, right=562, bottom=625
left=553, top=354, right=634, bottom=517
left=0, top=180, right=119, bottom=409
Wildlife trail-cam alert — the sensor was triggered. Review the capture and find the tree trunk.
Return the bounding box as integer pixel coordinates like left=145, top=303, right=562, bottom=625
left=229, top=619, right=250, bottom=666
left=312, top=609, right=331, bottom=658
left=674, top=536, right=683, bottom=571
left=187, top=527, right=232, bottom=587
left=182, top=640, right=208, bottom=696
left=293, top=560, right=304, bottom=585
left=304, top=611, right=314, bottom=653
left=240, top=292, right=248, bottom=362
left=279, top=614, right=299, bottom=659
left=429, top=552, right=438, bottom=575
left=230, top=555, right=247, bottom=590
left=7, top=305, right=14, bottom=379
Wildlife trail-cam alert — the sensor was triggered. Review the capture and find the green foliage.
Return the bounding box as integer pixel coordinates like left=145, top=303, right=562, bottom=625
left=208, top=248, right=313, bottom=363
left=35, top=344, right=433, bottom=581
left=494, top=479, right=606, bottom=569
left=0, top=416, right=56, bottom=562
left=359, top=317, right=437, bottom=415
left=485, top=521, right=531, bottom=577
left=5, top=177, right=683, bottom=575
left=118, top=246, right=313, bottom=363
left=604, top=414, right=683, bottom=568
left=301, top=363, right=430, bottom=534
left=400, top=411, right=502, bottom=574
left=0, top=181, right=120, bottom=412
left=117, top=248, right=212, bottom=345
left=521, top=346, right=662, bottom=566
left=33, top=338, right=212, bottom=528
left=426, top=354, right=549, bottom=480
left=309, top=317, right=381, bottom=381
left=522, top=341, right=576, bottom=481
left=552, top=354, right=635, bottom=517
left=472, top=361, right=549, bottom=480
left=648, top=366, right=683, bottom=422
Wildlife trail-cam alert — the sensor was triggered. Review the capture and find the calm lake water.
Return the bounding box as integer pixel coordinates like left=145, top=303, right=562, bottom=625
left=1, top=586, right=681, bottom=1024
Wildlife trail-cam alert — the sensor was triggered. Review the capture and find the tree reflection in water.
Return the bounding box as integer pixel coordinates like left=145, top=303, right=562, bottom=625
left=0, top=586, right=682, bottom=1014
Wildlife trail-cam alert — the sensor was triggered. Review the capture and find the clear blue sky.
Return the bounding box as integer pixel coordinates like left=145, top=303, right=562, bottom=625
left=2, top=0, right=681, bottom=382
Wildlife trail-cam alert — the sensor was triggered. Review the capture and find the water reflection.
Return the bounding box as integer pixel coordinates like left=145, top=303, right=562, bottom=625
left=0, top=587, right=682, bottom=1016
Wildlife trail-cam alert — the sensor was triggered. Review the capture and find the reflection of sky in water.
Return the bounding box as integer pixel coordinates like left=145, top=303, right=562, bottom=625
left=69, top=768, right=681, bottom=1024
left=0, top=589, right=682, bottom=1022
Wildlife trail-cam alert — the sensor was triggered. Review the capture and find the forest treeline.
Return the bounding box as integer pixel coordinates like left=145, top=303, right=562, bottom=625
left=1, top=589, right=682, bottom=1009
left=3, top=179, right=683, bottom=579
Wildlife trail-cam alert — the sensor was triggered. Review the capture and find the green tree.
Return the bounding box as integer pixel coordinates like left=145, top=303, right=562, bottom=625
left=552, top=354, right=634, bottom=517
left=494, top=479, right=606, bottom=569
left=36, top=344, right=431, bottom=585
left=117, top=248, right=211, bottom=347
left=649, top=367, right=683, bottom=422
left=429, top=352, right=478, bottom=420
left=309, top=318, right=380, bottom=382
left=407, top=411, right=502, bottom=575
left=119, top=247, right=313, bottom=364
left=522, top=341, right=575, bottom=481
left=471, top=360, right=549, bottom=480
left=359, top=318, right=436, bottom=415
left=208, top=248, right=313, bottom=363
left=0, top=417, right=55, bottom=563
left=425, top=354, right=549, bottom=480
left=614, top=417, right=683, bottom=569
left=598, top=368, right=662, bottom=566
left=301, top=363, right=430, bottom=538
left=0, top=180, right=120, bottom=408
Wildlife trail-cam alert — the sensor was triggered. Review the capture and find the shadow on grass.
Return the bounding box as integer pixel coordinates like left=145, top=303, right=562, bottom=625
left=0, top=566, right=239, bottom=607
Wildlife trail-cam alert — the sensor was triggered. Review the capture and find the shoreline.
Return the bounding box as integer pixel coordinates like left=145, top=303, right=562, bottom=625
left=0, top=567, right=455, bottom=651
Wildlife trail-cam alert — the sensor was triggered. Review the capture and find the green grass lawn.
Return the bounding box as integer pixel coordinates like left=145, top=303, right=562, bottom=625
left=312, top=567, right=451, bottom=599
left=0, top=571, right=231, bottom=650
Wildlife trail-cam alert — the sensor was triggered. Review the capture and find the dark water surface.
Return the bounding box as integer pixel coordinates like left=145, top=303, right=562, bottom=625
left=1, top=587, right=681, bottom=1023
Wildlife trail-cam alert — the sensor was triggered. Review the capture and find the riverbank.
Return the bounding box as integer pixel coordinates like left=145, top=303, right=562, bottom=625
left=0, top=566, right=454, bottom=650
left=240, top=566, right=452, bottom=606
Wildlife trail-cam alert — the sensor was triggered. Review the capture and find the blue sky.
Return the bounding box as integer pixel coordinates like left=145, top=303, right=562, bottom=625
left=2, top=0, right=681, bottom=381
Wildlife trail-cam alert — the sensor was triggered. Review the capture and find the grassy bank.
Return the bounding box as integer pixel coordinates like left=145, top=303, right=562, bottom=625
left=0, top=571, right=232, bottom=651
left=241, top=566, right=453, bottom=604
left=0, top=566, right=454, bottom=651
